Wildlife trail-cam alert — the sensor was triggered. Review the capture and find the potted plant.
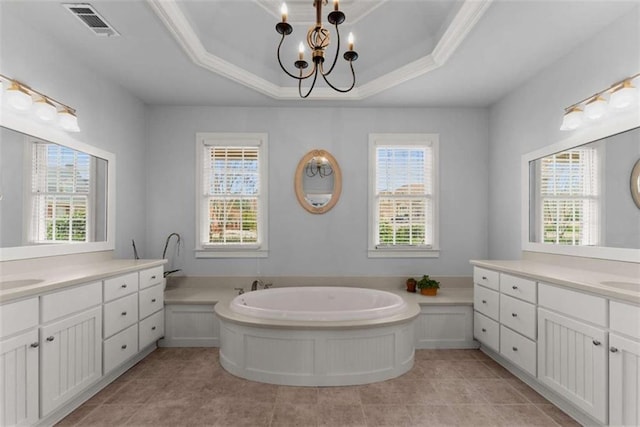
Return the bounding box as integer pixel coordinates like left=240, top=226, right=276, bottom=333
left=406, top=277, right=417, bottom=293
left=417, top=275, right=440, bottom=296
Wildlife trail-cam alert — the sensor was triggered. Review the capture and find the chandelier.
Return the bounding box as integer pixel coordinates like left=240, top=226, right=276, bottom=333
left=305, top=155, right=334, bottom=178
left=276, top=0, right=359, bottom=98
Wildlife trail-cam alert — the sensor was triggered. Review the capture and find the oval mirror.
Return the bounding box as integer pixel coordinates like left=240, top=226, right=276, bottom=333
left=632, top=159, right=640, bottom=209
left=294, top=149, right=342, bottom=214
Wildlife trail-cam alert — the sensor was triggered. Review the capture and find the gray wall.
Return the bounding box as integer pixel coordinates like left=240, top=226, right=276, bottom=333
left=0, top=128, right=26, bottom=247
left=145, top=107, right=489, bottom=277
left=488, top=7, right=640, bottom=259
left=1, top=11, right=148, bottom=258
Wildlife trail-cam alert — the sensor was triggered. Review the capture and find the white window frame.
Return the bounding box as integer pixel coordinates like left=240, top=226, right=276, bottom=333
left=534, top=146, right=602, bottom=246
left=195, top=132, right=268, bottom=258
left=368, top=133, right=439, bottom=258
left=26, top=139, right=96, bottom=244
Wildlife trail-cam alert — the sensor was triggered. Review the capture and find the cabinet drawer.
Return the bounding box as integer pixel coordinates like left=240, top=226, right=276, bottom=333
left=139, top=309, right=164, bottom=350
left=0, top=297, right=38, bottom=339
left=500, top=325, right=536, bottom=376
left=500, top=274, right=536, bottom=304
left=474, top=284, right=499, bottom=321
left=139, top=267, right=163, bottom=290
left=473, top=267, right=499, bottom=291
left=538, top=283, right=607, bottom=327
left=139, top=284, right=164, bottom=319
left=474, top=312, right=499, bottom=351
left=41, top=282, right=102, bottom=323
left=104, top=272, right=138, bottom=302
left=500, top=294, right=536, bottom=340
left=610, top=301, right=640, bottom=339
left=104, top=293, right=138, bottom=338
left=103, top=324, right=138, bottom=374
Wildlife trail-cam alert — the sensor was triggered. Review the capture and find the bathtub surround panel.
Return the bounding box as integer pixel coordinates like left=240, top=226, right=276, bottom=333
left=146, top=106, right=489, bottom=276
left=218, top=319, right=416, bottom=386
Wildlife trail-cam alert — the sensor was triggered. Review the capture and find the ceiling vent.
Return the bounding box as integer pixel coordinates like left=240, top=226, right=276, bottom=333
left=63, top=3, right=119, bottom=37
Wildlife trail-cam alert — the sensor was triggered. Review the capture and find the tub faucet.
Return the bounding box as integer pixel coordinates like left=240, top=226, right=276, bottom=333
left=251, top=280, right=263, bottom=291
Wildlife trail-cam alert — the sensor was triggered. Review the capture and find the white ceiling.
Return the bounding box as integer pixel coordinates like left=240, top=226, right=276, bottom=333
left=1, top=1, right=636, bottom=107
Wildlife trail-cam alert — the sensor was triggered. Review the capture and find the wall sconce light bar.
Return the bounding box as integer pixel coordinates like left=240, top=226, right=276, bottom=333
left=0, top=73, right=80, bottom=132
left=561, top=72, right=640, bottom=131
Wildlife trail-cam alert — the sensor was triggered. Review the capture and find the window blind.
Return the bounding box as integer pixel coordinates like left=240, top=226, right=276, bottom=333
left=31, top=143, right=91, bottom=243
left=202, top=146, right=260, bottom=245
left=539, top=148, right=599, bottom=245
left=375, top=146, right=433, bottom=247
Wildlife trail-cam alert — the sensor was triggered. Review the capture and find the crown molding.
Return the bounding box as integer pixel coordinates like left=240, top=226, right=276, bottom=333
left=146, top=0, right=492, bottom=101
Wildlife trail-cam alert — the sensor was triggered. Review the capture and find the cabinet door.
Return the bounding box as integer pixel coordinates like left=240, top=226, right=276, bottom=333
left=40, top=306, right=102, bottom=416
left=0, top=330, right=38, bottom=426
left=537, top=308, right=607, bottom=424
left=609, top=333, right=640, bottom=427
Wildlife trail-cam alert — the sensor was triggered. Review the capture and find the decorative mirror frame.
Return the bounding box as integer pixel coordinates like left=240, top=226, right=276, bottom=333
left=0, top=110, right=116, bottom=261
left=521, top=112, right=640, bottom=263
left=294, top=149, right=342, bottom=214
left=631, top=159, right=640, bottom=210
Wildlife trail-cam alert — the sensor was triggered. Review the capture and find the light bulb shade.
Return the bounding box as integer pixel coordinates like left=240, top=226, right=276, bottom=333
left=58, top=108, right=80, bottom=132
left=560, top=107, right=584, bottom=131
left=584, top=96, right=607, bottom=121
left=6, top=82, right=33, bottom=111
left=34, top=98, right=57, bottom=122
left=609, top=81, right=637, bottom=110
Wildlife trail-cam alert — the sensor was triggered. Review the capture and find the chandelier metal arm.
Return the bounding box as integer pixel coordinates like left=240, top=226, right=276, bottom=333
left=277, top=34, right=316, bottom=81
left=319, top=60, right=356, bottom=93
left=321, top=23, right=341, bottom=77
left=299, top=66, right=320, bottom=98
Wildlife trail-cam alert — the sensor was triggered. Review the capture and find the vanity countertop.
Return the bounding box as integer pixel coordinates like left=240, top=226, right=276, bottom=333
left=0, top=258, right=167, bottom=303
left=470, top=259, right=640, bottom=304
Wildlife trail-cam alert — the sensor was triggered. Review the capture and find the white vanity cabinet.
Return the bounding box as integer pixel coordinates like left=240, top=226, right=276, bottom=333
left=538, top=283, right=608, bottom=424
left=473, top=268, right=500, bottom=352
left=609, top=301, right=640, bottom=426
left=39, top=283, right=103, bottom=417
left=138, top=270, right=164, bottom=350
left=0, top=298, right=39, bottom=427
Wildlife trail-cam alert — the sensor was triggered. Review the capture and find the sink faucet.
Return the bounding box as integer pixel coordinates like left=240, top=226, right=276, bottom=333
left=251, top=279, right=263, bottom=291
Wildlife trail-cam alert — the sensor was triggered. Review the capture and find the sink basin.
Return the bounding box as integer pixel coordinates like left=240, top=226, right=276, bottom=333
left=600, top=281, right=640, bottom=291
left=0, top=279, right=44, bottom=290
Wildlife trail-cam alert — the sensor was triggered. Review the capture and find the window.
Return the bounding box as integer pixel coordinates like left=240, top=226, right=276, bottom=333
left=368, top=133, right=439, bottom=258
left=537, top=147, right=600, bottom=246
left=30, top=142, right=93, bottom=243
left=195, top=133, right=268, bottom=258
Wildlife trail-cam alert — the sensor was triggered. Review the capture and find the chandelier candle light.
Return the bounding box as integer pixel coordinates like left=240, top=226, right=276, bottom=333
left=276, top=0, right=359, bottom=98
left=560, top=72, right=640, bottom=131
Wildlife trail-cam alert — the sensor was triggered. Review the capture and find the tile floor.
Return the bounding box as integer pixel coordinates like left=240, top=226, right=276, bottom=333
left=57, top=348, right=581, bottom=427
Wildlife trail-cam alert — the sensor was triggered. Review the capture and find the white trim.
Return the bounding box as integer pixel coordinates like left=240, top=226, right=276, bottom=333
left=521, top=112, right=640, bottom=263
left=146, top=0, right=492, bottom=100
left=368, top=133, right=440, bottom=258
left=0, top=110, right=115, bottom=261
left=194, top=132, right=269, bottom=258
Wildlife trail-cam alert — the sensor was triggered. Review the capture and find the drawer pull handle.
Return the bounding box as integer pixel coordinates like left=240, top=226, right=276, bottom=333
left=610, top=347, right=619, bottom=353
left=152, top=326, right=157, bottom=330
left=481, top=328, right=486, bottom=332
left=46, top=336, right=54, bottom=342
left=482, top=276, right=487, bottom=280
left=121, top=284, right=127, bottom=288
left=151, top=298, right=157, bottom=303
left=512, top=285, right=518, bottom=290
left=121, top=311, right=127, bottom=316
left=151, top=275, right=157, bottom=280
left=512, top=346, right=518, bottom=352
left=121, top=344, right=127, bottom=350
left=511, top=313, right=518, bottom=317
left=481, top=300, right=487, bottom=304
left=30, top=342, right=39, bottom=348
left=593, top=340, right=601, bottom=346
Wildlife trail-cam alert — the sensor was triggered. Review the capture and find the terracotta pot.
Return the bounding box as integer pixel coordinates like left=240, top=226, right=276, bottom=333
left=406, top=279, right=417, bottom=293
left=420, top=287, right=438, bottom=296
